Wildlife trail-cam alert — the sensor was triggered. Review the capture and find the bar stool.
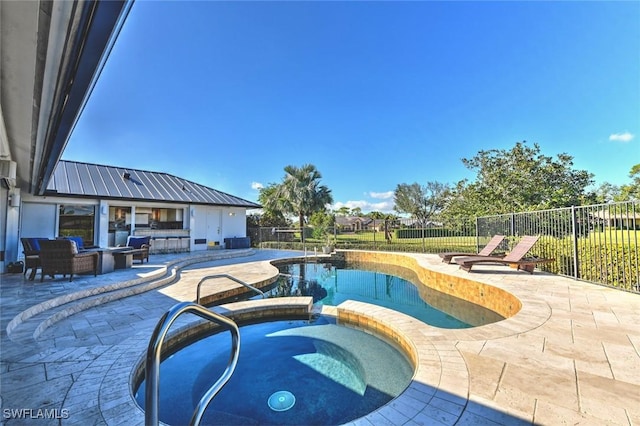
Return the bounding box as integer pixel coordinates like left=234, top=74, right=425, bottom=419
left=166, top=236, right=178, bottom=253
left=152, top=237, right=167, bottom=254
left=177, top=236, right=188, bottom=252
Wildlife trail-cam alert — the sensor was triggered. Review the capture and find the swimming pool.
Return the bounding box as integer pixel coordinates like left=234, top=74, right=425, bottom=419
left=134, top=316, right=413, bottom=425
left=271, top=260, right=505, bottom=328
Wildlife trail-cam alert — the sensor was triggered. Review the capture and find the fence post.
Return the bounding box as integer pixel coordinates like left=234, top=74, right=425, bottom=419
left=475, top=217, right=479, bottom=248
left=510, top=213, right=515, bottom=237
left=571, top=205, right=579, bottom=280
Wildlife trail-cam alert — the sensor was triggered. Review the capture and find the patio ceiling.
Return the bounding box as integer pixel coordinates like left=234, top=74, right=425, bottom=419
left=0, top=0, right=131, bottom=195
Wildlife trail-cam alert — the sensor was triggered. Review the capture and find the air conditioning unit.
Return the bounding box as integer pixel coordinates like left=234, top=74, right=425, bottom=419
left=0, top=160, right=16, bottom=188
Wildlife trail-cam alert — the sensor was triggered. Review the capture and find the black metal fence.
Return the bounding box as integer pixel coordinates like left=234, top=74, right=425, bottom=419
left=249, top=217, right=478, bottom=254
left=248, top=201, right=639, bottom=293
left=477, top=201, right=639, bottom=292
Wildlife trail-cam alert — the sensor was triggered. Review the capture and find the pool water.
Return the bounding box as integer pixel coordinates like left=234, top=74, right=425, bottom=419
left=271, top=261, right=504, bottom=328
left=135, top=316, right=413, bottom=425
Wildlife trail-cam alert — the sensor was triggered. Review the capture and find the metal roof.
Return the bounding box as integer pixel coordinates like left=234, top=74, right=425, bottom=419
left=46, top=160, right=261, bottom=208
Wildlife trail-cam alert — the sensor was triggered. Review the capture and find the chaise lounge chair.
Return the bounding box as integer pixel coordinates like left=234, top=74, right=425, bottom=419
left=455, top=235, right=554, bottom=274
left=438, top=235, right=506, bottom=264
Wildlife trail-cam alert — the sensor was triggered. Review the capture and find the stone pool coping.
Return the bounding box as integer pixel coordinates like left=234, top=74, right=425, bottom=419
left=84, top=297, right=482, bottom=426
left=83, top=251, right=552, bottom=425
left=3, top=248, right=638, bottom=425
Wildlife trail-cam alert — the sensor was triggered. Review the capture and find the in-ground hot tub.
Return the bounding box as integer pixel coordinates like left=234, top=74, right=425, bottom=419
left=133, top=314, right=413, bottom=425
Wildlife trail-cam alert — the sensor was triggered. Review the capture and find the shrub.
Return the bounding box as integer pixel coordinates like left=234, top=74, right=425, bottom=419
left=534, top=238, right=638, bottom=291
left=395, top=228, right=465, bottom=239
left=578, top=244, right=638, bottom=290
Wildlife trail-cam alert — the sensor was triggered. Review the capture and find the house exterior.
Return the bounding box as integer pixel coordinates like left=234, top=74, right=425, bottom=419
left=591, top=210, right=640, bottom=229
left=334, top=216, right=390, bottom=232
left=14, top=160, right=261, bottom=259
left=335, top=216, right=373, bottom=232
left=1, top=1, right=136, bottom=271
left=0, top=1, right=262, bottom=270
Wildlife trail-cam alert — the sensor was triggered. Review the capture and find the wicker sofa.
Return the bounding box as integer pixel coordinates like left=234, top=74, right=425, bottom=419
left=38, top=239, right=99, bottom=282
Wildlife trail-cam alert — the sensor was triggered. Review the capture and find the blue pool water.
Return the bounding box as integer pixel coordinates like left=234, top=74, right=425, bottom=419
left=135, top=316, right=413, bottom=425
left=270, top=261, right=504, bottom=328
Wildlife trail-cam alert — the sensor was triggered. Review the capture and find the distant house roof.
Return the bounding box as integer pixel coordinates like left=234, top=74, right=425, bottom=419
left=335, top=216, right=371, bottom=226
left=591, top=210, right=640, bottom=220
left=45, top=160, right=261, bottom=208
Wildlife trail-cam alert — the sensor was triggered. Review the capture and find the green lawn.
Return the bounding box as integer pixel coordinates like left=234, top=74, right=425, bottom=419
left=330, top=232, right=480, bottom=253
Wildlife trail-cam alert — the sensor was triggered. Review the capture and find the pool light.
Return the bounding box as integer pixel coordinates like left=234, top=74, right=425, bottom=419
left=268, top=390, right=296, bottom=411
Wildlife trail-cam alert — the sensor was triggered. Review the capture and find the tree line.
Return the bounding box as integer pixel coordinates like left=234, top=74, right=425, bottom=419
left=249, top=141, right=639, bottom=231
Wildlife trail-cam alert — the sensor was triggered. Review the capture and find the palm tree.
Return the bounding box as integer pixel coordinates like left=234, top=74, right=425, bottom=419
left=266, top=164, right=333, bottom=242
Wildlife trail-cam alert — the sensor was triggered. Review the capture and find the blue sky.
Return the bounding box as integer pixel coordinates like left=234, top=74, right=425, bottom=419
left=64, top=1, right=640, bottom=213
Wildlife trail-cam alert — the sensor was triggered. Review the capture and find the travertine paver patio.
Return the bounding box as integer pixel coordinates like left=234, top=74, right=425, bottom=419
left=0, top=248, right=638, bottom=425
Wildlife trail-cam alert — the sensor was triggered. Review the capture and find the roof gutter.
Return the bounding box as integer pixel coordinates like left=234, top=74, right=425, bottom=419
left=34, top=0, right=133, bottom=194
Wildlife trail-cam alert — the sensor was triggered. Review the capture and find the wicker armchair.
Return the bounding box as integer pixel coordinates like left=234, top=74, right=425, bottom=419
left=20, top=237, right=47, bottom=280
left=122, top=236, right=150, bottom=264
left=39, top=239, right=99, bottom=282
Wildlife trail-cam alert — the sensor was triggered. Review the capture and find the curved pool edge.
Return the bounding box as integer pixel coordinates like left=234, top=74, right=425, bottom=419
left=272, top=251, right=552, bottom=340
left=321, top=302, right=470, bottom=425
left=335, top=250, right=523, bottom=320
left=84, top=297, right=466, bottom=426
left=74, top=249, right=553, bottom=426
left=119, top=297, right=470, bottom=426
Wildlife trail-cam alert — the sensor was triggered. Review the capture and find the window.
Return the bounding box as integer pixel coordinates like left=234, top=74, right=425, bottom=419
left=149, top=207, right=184, bottom=229
left=109, top=206, right=131, bottom=231
left=58, top=204, right=95, bottom=245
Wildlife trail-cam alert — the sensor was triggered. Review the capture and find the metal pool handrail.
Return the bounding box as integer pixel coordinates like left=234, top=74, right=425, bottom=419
left=145, top=301, right=240, bottom=426
left=196, top=274, right=265, bottom=304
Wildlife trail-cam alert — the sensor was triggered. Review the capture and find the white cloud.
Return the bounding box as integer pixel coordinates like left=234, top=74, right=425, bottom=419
left=368, top=191, right=394, bottom=199
left=331, top=190, right=396, bottom=213
left=609, top=132, right=635, bottom=143
left=331, top=200, right=395, bottom=213
left=251, top=181, right=264, bottom=190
